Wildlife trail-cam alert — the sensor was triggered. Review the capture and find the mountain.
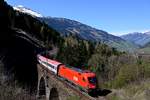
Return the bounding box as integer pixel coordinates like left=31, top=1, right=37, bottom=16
left=121, top=32, right=150, bottom=46
left=145, top=31, right=150, bottom=35
left=13, top=5, right=43, bottom=17
left=12, top=5, right=138, bottom=52
left=40, top=17, right=138, bottom=52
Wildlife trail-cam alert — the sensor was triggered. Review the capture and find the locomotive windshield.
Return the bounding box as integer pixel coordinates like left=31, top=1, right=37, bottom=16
left=88, top=77, right=97, bottom=84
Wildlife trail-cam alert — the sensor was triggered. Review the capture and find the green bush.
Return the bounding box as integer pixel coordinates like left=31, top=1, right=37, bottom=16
left=112, top=64, right=139, bottom=88
left=143, top=63, right=150, bottom=78
left=105, top=59, right=150, bottom=88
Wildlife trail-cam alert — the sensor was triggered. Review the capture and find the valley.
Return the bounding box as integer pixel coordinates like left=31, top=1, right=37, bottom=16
left=0, top=0, right=150, bottom=100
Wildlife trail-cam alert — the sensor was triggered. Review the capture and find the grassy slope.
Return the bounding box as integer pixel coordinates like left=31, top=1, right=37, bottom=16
left=106, top=79, right=150, bottom=100
left=109, top=41, right=138, bottom=52
left=138, top=47, right=150, bottom=54
left=138, top=42, right=150, bottom=54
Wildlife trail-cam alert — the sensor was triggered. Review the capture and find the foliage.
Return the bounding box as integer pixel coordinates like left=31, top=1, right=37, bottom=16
left=106, top=80, right=150, bottom=100
left=104, top=55, right=150, bottom=88
left=0, top=0, right=62, bottom=49
left=0, top=0, right=63, bottom=97
left=1, top=1, right=150, bottom=99
left=57, top=35, right=90, bottom=68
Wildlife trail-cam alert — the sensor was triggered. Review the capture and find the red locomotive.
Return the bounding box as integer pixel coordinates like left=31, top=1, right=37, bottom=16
left=37, top=54, right=97, bottom=93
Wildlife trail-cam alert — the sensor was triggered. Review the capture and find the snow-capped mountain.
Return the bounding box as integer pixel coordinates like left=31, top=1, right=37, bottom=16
left=144, top=31, right=150, bottom=35
left=13, top=5, right=138, bottom=51
left=13, top=5, right=43, bottom=17
left=121, top=31, right=150, bottom=46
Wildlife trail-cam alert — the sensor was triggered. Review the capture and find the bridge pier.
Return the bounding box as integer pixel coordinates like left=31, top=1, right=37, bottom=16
left=49, top=88, right=59, bottom=100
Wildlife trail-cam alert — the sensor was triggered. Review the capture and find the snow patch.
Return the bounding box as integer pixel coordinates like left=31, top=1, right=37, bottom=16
left=13, top=5, right=43, bottom=18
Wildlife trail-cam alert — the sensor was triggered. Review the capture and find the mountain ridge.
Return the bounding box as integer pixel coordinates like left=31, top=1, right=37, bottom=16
left=12, top=5, right=138, bottom=52
left=40, top=17, right=138, bottom=51
left=121, top=32, right=150, bottom=46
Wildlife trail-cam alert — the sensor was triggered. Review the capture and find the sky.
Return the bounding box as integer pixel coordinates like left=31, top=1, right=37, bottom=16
left=5, top=0, right=150, bottom=36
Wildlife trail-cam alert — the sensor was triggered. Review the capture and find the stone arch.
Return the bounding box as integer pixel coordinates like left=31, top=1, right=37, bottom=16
left=39, top=77, right=46, bottom=96
left=49, top=88, right=59, bottom=100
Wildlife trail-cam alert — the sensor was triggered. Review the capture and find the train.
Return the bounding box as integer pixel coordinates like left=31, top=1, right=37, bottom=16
left=37, top=54, right=97, bottom=93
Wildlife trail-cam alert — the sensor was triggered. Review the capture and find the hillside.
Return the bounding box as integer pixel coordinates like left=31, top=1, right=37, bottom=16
left=137, top=42, right=150, bottom=54
left=138, top=47, right=150, bottom=54
left=1, top=0, right=150, bottom=100
left=0, top=0, right=63, bottom=92
left=0, top=0, right=122, bottom=91
left=40, top=17, right=138, bottom=52
left=0, top=2, right=125, bottom=99
left=12, top=5, right=138, bottom=52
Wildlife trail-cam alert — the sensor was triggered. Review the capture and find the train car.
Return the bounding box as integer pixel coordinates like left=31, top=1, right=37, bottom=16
left=37, top=54, right=62, bottom=74
left=58, top=65, right=97, bottom=93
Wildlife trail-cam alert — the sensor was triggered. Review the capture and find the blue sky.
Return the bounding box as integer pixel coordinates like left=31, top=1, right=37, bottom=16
left=6, top=0, right=150, bottom=36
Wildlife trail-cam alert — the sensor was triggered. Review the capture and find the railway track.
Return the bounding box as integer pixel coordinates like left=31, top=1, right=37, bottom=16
left=57, top=76, right=97, bottom=100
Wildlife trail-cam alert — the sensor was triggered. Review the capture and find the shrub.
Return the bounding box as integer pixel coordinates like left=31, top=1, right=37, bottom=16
left=142, top=63, right=150, bottom=78
left=111, top=64, right=139, bottom=88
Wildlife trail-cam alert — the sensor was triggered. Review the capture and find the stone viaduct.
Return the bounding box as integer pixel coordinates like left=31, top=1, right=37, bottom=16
left=36, top=64, right=95, bottom=100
